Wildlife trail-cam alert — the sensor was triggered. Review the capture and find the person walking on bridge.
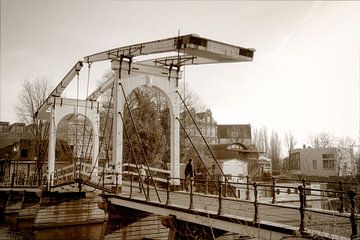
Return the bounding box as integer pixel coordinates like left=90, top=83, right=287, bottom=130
left=184, top=159, right=196, bottom=192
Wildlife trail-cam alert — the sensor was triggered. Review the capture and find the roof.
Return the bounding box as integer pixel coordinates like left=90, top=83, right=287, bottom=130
left=259, top=155, right=272, bottom=162
left=217, top=124, right=251, bottom=139
left=211, top=143, right=262, bottom=160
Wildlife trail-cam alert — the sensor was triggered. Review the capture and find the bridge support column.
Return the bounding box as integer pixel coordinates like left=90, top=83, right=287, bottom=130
left=166, top=77, right=180, bottom=187
left=92, top=113, right=99, bottom=178
left=111, top=59, right=124, bottom=191
left=48, top=107, right=56, bottom=190
left=170, top=93, right=180, bottom=186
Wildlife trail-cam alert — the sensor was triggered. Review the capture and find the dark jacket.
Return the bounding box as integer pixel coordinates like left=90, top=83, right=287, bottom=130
left=185, top=163, right=196, bottom=177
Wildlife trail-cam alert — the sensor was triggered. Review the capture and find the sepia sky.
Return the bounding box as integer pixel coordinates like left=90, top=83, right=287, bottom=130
left=1, top=0, right=359, bottom=147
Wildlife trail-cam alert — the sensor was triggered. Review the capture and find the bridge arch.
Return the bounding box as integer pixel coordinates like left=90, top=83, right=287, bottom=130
left=47, top=98, right=100, bottom=186
left=111, top=60, right=180, bottom=187
left=57, top=113, right=95, bottom=159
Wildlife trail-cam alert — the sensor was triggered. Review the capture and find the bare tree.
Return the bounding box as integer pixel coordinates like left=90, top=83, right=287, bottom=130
left=283, top=131, right=297, bottom=172
left=336, top=136, right=356, bottom=149
left=269, top=130, right=282, bottom=174
left=16, top=77, right=52, bottom=181
left=252, top=126, right=269, bottom=155
left=16, top=77, right=52, bottom=124
left=178, top=82, right=207, bottom=113
left=308, top=132, right=336, bottom=148
left=284, top=131, right=297, bottom=152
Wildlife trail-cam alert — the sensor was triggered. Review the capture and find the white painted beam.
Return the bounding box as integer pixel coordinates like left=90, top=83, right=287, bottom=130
left=87, top=63, right=182, bottom=101
left=36, top=61, right=83, bottom=118
left=84, top=34, right=254, bottom=64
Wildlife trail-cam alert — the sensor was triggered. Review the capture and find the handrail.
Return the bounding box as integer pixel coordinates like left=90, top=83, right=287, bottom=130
left=123, top=163, right=171, bottom=175
left=99, top=175, right=360, bottom=239
left=8, top=168, right=357, bottom=239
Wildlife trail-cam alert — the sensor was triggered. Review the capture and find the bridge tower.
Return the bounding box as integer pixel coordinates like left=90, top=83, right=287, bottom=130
left=110, top=60, right=180, bottom=187
left=36, top=62, right=101, bottom=189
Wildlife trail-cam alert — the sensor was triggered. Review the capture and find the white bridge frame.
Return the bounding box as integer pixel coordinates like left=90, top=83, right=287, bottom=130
left=35, top=34, right=254, bottom=190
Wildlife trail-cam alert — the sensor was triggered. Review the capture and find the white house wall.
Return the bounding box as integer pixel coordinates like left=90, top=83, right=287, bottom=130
left=221, top=159, right=248, bottom=181
left=290, top=148, right=356, bottom=177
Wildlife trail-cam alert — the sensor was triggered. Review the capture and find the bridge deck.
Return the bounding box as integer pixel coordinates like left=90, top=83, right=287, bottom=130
left=95, top=181, right=355, bottom=240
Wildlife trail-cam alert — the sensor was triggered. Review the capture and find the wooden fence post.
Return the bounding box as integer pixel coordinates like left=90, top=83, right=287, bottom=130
left=338, top=180, right=345, bottom=213
left=298, top=185, right=306, bottom=234
left=189, top=177, right=194, bottom=209
left=348, top=190, right=358, bottom=239
left=218, top=176, right=223, bottom=215
left=272, top=176, right=277, bottom=204
left=246, top=175, right=250, bottom=201
left=166, top=176, right=171, bottom=206
left=253, top=182, right=258, bottom=223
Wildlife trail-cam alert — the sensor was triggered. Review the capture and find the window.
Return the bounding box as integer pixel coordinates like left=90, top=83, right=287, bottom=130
left=312, top=160, right=317, bottom=170
left=21, top=149, right=28, bottom=159
left=231, top=131, right=239, bottom=138
left=322, top=154, right=335, bottom=170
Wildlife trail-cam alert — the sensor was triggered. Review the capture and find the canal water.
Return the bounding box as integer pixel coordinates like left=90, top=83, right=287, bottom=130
left=0, top=195, right=169, bottom=240
left=0, top=217, right=103, bottom=240
left=0, top=213, right=169, bottom=240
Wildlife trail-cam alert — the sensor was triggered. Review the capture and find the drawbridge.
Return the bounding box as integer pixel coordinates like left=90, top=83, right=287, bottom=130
left=23, top=34, right=360, bottom=239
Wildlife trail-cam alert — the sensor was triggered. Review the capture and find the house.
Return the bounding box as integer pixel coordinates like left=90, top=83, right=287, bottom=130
left=0, top=122, right=26, bottom=149
left=180, top=109, right=217, bottom=161
left=258, top=155, right=272, bottom=176
left=210, top=143, right=261, bottom=181
left=180, top=108, right=217, bottom=145
left=0, top=138, right=73, bottom=180
left=287, top=147, right=356, bottom=177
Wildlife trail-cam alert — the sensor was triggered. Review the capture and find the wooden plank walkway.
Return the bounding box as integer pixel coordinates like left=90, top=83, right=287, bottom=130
left=104, top=182, right=356, bottom=240
left=49, top=177, right=358, bottom=239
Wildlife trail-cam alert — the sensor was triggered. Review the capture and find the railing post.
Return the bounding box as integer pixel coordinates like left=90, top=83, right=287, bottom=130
left=34, top=175, right=38, bottom=187
left=298, top=185, right=306, bottom=234
left=102, top=170, right=105, bottom=189
left=348, top=190, right=358, bottom=239
left=166, top=176, right=171, bottom=206
left=129, top=174, right=133, bottom=198
left=78, top=177, right=81, bottom=193
left=50, top=174, right=53, bottom=191
left=205, top=175, right=208, bottom=195
left=79, top=155, right=83, bottom=180
left=115, top=172, right=119, bottom=196
left=189, top=177, right=194, bottom=209
left=302, top=178, right=307, bottom=207
left=224, top=179, right=227, bottom=198
left=218, top=176, right=222, bottom=215
left=11, top=173, right=15, bottom=188
left=272, top=176, right=277, bottom=204
left=253, top=182, right=258, bottom=223
left=246, top=175, right=250, bottom=200
left=146, top=176, right=150, bottom=202
left=338, top=180, right=345, bottom=213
